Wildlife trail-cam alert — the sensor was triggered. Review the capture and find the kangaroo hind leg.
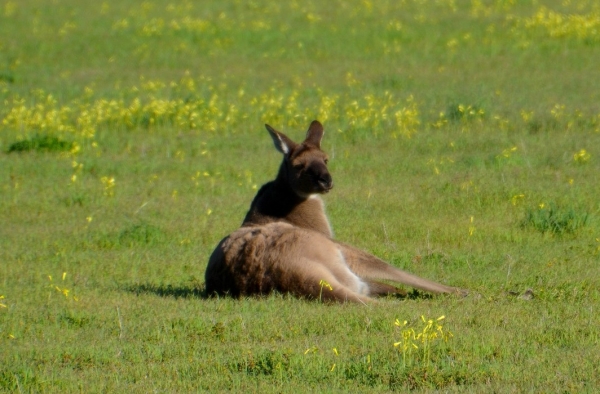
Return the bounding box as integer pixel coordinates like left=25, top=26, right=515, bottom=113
left=338, top=242, right=464, bottom=295
left=294, top=259, right=373, bottom=304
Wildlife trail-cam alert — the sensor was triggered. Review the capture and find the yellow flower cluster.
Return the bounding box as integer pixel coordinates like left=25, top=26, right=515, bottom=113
left=318, top=279, right=333, bottom=302
left=497, top=145, right=518, bottom=159
left=100, top=176, right=116, bottom=197
left=48, top=272, right=78, bottom=302
left=520, top=6, right=600, bottom=42
left=2, top=76, right=423, bottom=148
left=114, top=12, right=277, bottom=38
left=342, top=93, right=420, bottom=138
left=3, top=73, right=597, bottom=160
left=3, top=93, right=78, bottom=138
left=393, top=315, right=453, bottom=368
left=573, top=149, right=591, bottom=164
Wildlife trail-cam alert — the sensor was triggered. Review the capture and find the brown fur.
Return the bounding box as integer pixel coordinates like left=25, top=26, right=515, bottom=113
left=205, top=121, right=465, bottom=302
left=242, top=121, right=334, bottom=237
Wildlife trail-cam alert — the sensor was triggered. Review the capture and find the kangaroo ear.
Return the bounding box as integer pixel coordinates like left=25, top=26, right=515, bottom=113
left=304, top=120, right=324, bottom=148
left=265, top=124, right=297, bottom=155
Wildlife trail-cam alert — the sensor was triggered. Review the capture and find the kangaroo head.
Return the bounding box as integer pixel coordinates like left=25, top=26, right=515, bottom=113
left=265, top=120, right=333, bottom=198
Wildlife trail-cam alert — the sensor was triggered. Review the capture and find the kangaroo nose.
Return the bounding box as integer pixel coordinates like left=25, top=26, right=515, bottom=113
left=318, top=173, right=333, bottom=190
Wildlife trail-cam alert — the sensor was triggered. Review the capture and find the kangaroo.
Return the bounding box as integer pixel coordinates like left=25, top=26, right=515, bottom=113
left=205, top=120, right=464, bottom=303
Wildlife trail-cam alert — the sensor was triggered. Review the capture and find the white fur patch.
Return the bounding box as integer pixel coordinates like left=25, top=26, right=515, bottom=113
left=336, top=249, right=368, bottom=295
left=277, top=135, right=289, bottom=154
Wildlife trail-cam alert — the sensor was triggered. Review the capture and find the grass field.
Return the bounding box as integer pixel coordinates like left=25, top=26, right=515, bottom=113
left=1, top=0, right=600, bottom=392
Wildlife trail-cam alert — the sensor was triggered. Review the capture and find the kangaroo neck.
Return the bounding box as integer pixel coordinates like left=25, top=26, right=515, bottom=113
left=242, top=170, right=333, bottom=237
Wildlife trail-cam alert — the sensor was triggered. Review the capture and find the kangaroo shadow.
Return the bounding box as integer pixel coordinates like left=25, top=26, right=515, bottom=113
left=405, top=289, right=434, bottom=300
left=124, top=282, right=433, bottom=302
left=125, top=283, right=208, bottom=299
left=377, top=288, right=434, bottom=301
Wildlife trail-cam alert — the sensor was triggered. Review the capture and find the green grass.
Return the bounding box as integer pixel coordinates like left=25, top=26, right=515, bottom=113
left=1, top=0, right=600, bottom=392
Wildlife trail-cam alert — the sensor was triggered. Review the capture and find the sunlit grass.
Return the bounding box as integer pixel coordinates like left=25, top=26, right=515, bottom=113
left=1, top=0, right=600, bottom=392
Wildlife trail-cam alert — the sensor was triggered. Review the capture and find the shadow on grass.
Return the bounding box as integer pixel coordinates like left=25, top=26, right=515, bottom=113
left=124, top=283, right=434, bottom=302
left=378, top=289, right=433, bottom=301
left=125, top=283, right=208, bottom=299
left=405, top=289, right=434, bottom=300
